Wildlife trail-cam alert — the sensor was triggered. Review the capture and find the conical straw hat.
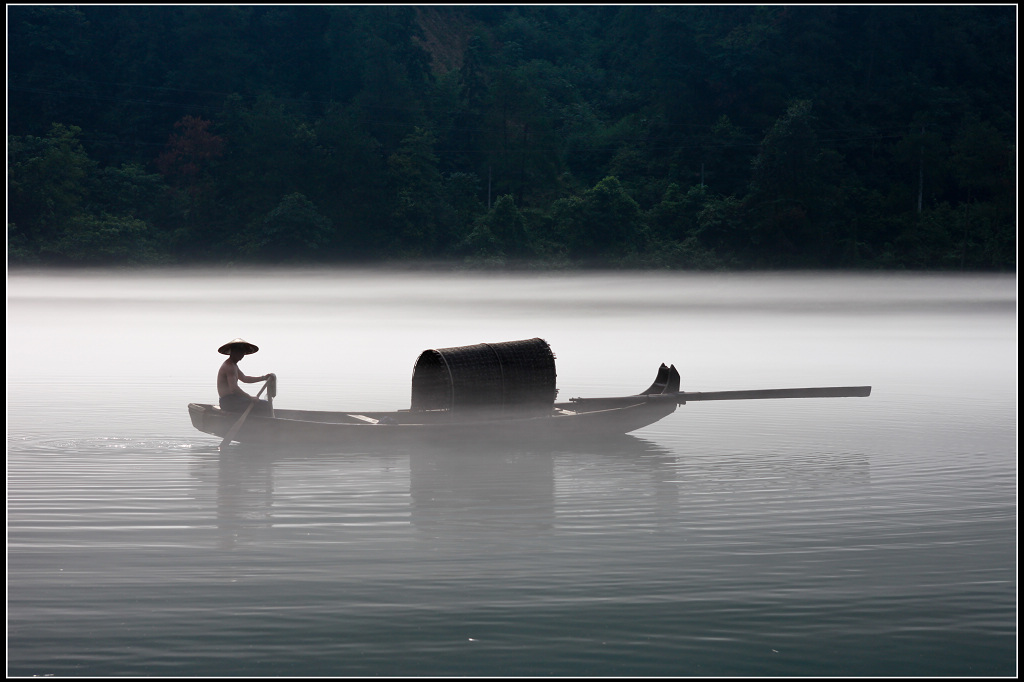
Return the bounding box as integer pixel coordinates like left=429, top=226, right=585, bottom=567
left=218, top=338, right=259, bottom=355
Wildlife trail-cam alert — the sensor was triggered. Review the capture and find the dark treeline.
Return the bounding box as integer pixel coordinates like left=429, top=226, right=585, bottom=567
left=7, top=5, right=1016, bottom=269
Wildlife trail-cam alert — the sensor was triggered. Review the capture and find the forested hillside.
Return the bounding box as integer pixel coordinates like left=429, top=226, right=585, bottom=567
left=7, top=5, right=1016, bottom=269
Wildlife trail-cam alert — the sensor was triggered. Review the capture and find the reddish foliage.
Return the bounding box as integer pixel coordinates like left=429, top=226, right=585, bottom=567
left=155, top=116, right=225, bottom=195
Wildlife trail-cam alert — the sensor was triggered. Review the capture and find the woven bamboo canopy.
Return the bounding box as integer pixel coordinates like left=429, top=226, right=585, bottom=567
left=410, top=338, right=557, bottom=414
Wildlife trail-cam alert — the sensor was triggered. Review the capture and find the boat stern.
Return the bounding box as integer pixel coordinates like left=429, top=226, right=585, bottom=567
left=188, top=403, right=214, bottom=436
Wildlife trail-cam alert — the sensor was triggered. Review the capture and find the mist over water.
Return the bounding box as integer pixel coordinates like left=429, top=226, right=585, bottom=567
left=7, top=268, right=1016, bottom=676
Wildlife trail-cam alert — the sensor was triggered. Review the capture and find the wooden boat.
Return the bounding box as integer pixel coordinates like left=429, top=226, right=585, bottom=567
left=189, top=338, right=870, bottom=449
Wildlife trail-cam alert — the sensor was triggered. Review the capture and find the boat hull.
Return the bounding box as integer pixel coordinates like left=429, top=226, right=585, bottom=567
left=188, top=399, right=678, bottom=448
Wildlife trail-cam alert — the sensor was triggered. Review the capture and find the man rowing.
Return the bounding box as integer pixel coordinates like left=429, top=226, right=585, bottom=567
left=217, top=338, right=274, bottom=416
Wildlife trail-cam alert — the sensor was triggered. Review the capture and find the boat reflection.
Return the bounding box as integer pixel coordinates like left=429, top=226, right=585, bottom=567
left=408, top=444, right=556, bottom=534
left=192, top=434, right=869, bottom=549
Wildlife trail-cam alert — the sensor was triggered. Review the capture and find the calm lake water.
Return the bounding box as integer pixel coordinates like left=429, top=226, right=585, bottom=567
left=6, top=269, right=1017, bottom=677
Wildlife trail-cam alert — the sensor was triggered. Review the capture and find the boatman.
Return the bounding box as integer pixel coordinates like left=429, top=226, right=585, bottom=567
left=217, top=338, right=274, bottom=416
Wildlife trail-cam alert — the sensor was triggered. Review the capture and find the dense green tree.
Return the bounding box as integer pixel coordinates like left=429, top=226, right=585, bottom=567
left=8, top=124, right=168, bottom=264
left=311, top=105, right=390, bottom=257
left=744, top=100, right=852, bottom=266
left=648, top=183, right=703, bottom=243
left=439, top=171, right=486, bottom=250
left=44, top=213, right=164, bottom=265
left=8, top=124, right=96, bottom=252
left=695, top=194, right=745, bottom=263
left=6, top=7, right=94, bottom=137
left=5, top=5, right=1015, bottom=270
left=92, top=162, right=183, bottom=254
left=554, top=176, right=643, bottom=260
left=386, top=127, right=445, bottom=255
left=239, top=192, right=334, bottom=262
left=459, top=193, right=531, bottom=260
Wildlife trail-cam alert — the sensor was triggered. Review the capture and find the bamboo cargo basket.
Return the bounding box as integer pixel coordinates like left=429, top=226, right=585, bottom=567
left=410, top=338, right=557, bottom=414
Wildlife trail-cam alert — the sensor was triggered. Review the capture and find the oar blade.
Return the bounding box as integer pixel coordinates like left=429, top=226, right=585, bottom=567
left=218, top=380, right=272, bottom=450
left=219, top=402, right=255, bottom=450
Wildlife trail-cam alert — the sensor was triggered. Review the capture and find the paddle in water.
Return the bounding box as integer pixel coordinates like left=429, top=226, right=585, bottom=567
left=219, top=381, right=269, bottom=450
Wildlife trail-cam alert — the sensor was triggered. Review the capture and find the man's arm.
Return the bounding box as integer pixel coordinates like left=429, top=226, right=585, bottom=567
left=238, top=368, right=270, bottom=384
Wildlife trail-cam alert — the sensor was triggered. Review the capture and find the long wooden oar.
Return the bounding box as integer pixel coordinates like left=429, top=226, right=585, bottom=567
left=570, top=385, right=871, bottom=407
left=676, top=386, right=871, bottom=402
left=219, top=382, right=269, bottom=450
